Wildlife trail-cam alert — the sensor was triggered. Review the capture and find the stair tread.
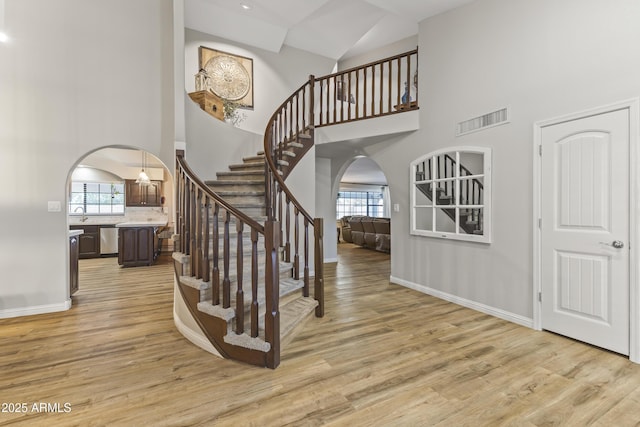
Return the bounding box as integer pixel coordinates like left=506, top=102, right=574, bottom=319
left=217, top=171, right=265, bottom=177
left=215, top=190, right=265, bottom=196
left=205, top=179, right=264, bottom=185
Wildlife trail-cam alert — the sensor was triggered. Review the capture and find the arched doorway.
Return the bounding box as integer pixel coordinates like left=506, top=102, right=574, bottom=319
left=334, top=156, right=391, bottom=254
left=66, top=146, right=174, bottom=300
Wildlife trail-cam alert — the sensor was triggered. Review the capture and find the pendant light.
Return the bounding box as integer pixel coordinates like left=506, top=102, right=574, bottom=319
left=136, top=151, right=151, bottom=186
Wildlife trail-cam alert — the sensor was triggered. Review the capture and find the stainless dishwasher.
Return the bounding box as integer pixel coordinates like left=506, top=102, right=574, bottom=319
left=100, top=226, right=119, bottom=255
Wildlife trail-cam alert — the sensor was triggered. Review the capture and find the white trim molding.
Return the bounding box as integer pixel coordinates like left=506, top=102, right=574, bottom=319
left=390, top=275, right=533, bottom=328
left=0, top=299, right=72, bottom=319
left=533, top=98, right=640, bottom=364
left=173, top=299, right=222, bottom=358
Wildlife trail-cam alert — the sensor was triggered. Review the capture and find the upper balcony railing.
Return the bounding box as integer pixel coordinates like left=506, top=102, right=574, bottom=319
left=314, top=48, right=418, bottom=127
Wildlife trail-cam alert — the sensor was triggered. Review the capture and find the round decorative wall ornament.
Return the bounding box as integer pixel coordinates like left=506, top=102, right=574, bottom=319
left=205, top=55, right=251, bottom=101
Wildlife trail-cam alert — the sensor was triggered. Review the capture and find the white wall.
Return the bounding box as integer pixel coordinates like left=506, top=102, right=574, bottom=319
left=315, top=157, right=337, bottom=262
left=0, top=0, right=175, bottom=317
left=384, top=0, right=640, bottom=321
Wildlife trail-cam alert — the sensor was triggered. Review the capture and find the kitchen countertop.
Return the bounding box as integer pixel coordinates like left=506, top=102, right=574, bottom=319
left=115, top=221, right=168, bottom=228
left=69, top=229, right=84, bottom=237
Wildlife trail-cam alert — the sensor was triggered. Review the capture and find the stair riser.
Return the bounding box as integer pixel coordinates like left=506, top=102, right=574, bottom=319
left=208, top=183, right=264, bottom=192
left=229, top=165, right=264, bottom=172
left=217, top=195, right=265, bottom=205
left=216, top=173, right=265, bottom=182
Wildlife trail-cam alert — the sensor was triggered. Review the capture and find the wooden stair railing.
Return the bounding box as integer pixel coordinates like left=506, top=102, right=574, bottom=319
left=175, top=151, right=283, bottom=368
left=264, top=78, right=325, bottom=318
left=314, top=48, right=418, bottom=127
left=175, top=49, right=420, bottom=368
left=263, top=49, right=419, bottom=321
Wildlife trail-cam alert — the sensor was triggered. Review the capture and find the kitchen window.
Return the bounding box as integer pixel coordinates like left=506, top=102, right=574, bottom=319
left=69, top=182, right=125, bottom=215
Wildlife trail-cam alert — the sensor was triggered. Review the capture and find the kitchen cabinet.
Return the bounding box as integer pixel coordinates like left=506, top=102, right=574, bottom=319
left=71, top=225, right=100, bottom=258
left=69, top=233, right=79, bottom=295
left=125, top=180, right=163, bottom=207
left=118, top=226, right=158, bottom=267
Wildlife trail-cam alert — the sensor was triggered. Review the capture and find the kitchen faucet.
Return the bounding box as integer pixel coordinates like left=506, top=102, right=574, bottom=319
left=74, top=206, right=87, bottom=222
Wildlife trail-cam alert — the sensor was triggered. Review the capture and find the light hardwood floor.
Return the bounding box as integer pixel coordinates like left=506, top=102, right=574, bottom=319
left=1, top=245, right=640, bottom=426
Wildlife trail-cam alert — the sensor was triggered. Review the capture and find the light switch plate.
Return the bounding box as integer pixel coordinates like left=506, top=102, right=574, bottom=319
left=394, top=203, right=400, bottom=212
left=48, top=201, right=62, bottom=212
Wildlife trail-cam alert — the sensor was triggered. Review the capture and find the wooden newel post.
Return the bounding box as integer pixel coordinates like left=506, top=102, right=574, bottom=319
left=313, top=218, right=324, bottom=317
left=264, top=220, right=281, bottom=369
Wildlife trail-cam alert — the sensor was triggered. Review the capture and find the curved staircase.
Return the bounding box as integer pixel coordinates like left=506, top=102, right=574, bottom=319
left=173, top=49, right=419, bottom=368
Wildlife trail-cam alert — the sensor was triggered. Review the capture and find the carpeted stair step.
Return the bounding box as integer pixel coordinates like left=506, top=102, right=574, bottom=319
left=216, top=170, right=265, bottom=181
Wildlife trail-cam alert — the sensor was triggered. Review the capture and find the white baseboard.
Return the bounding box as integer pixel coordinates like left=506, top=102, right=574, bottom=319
left=0, top=299, right=72, bottom=319
left=324, top=257, right=338, bottom=263
left=389, top=275, right=533, bottom=329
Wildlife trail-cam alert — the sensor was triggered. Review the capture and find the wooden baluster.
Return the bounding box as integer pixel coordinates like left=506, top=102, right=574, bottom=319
left=355, top=70, right=360, bottom=119
left=294, top=207, right=300, bottom=280
left=347, top=71, right=352, bottom=120
left=189, top=182, right=197, bottom=275
left=299, top=86, right=304, bottom=133
left=178, top=171, right=185, bottom=253
left=317, top=78, right=322, bottom=126
left=195, top=188, right=203, bottom=279
left=340, top=73, right=345, bottom=123
left=235, top=220, right=244, bottom=334
left=212, top=204, right=220, bottom=305
left=391, top=58, right=396, bottom=112
left=278, top=189, right=283, bottom=244
left=371, top=65, right=376, bottom=115
left=285, top=196, right=291, bottom=263
left=308, top=77, right=315, bottom=130
left=223, top=210, right=231, bottom=308
left=323, top=77, right=328, bottom=125
left=264, top=220, right=281, bottom=369
left=264, top=157, right=272, bottom=219
left=250, top=228, right=259, bottom=338
left=303, top=217, right=309, bottom=297
left=332, top=77, right=338, bottom=123
left=406, top=53, right=411, bottom=106
left=288, top=99, right=293, bottom=140
left=184, top=179, right=191, bottom=256
left=203, top=197, right=210, bottom=283
left=379, top=62, right=383, bottom=115
left=313, top=218, right=324, bottom=317
left=363, top=67, right=368, bottom=117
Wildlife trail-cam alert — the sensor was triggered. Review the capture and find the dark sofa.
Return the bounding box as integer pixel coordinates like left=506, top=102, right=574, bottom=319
left=341, top=216, right=390, bottom=253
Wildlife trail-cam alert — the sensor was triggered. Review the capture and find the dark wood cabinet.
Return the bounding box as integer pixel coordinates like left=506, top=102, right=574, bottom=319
left=71, top=225, right=100, bottom=258
left=69, top=234, right=79, bottom=295
left=118, top=227, right=157, bottom=267
left=125, top=180, right=163, bottom=207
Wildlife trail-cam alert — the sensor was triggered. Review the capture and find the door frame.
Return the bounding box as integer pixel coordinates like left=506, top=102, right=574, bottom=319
left=533, top=98, right=640, bottom=363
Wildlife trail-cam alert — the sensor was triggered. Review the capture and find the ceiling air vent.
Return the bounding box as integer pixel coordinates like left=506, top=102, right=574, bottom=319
left=456, top=107, right=509, bottom=136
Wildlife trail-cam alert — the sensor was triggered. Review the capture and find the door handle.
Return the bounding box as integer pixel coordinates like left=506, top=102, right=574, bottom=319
left=600, top=240, right=624, bottom=249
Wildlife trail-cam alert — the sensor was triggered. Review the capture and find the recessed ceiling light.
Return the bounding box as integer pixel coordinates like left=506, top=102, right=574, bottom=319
left=240, top=3, right=252, bottom=10
left=0, top=32, right=9, bottom=43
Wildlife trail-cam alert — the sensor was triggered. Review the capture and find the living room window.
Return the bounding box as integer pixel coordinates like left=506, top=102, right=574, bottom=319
left=410, top=147, right=491, bottom=243
left=336, top=191, right=385, bottom=219
left=69, top=182, right=125, bottom=215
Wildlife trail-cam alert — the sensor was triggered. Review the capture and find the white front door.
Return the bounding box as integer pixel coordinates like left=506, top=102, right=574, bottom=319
left=540, top=108, right=630, bottom=355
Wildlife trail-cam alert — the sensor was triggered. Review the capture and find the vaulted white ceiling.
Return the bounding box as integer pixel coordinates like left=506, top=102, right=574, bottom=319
left=185, top=0, right=475, bottom=60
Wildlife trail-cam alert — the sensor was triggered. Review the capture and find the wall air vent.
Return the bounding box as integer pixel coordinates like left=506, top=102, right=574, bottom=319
left=456, top=107, right=509, bottom=136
